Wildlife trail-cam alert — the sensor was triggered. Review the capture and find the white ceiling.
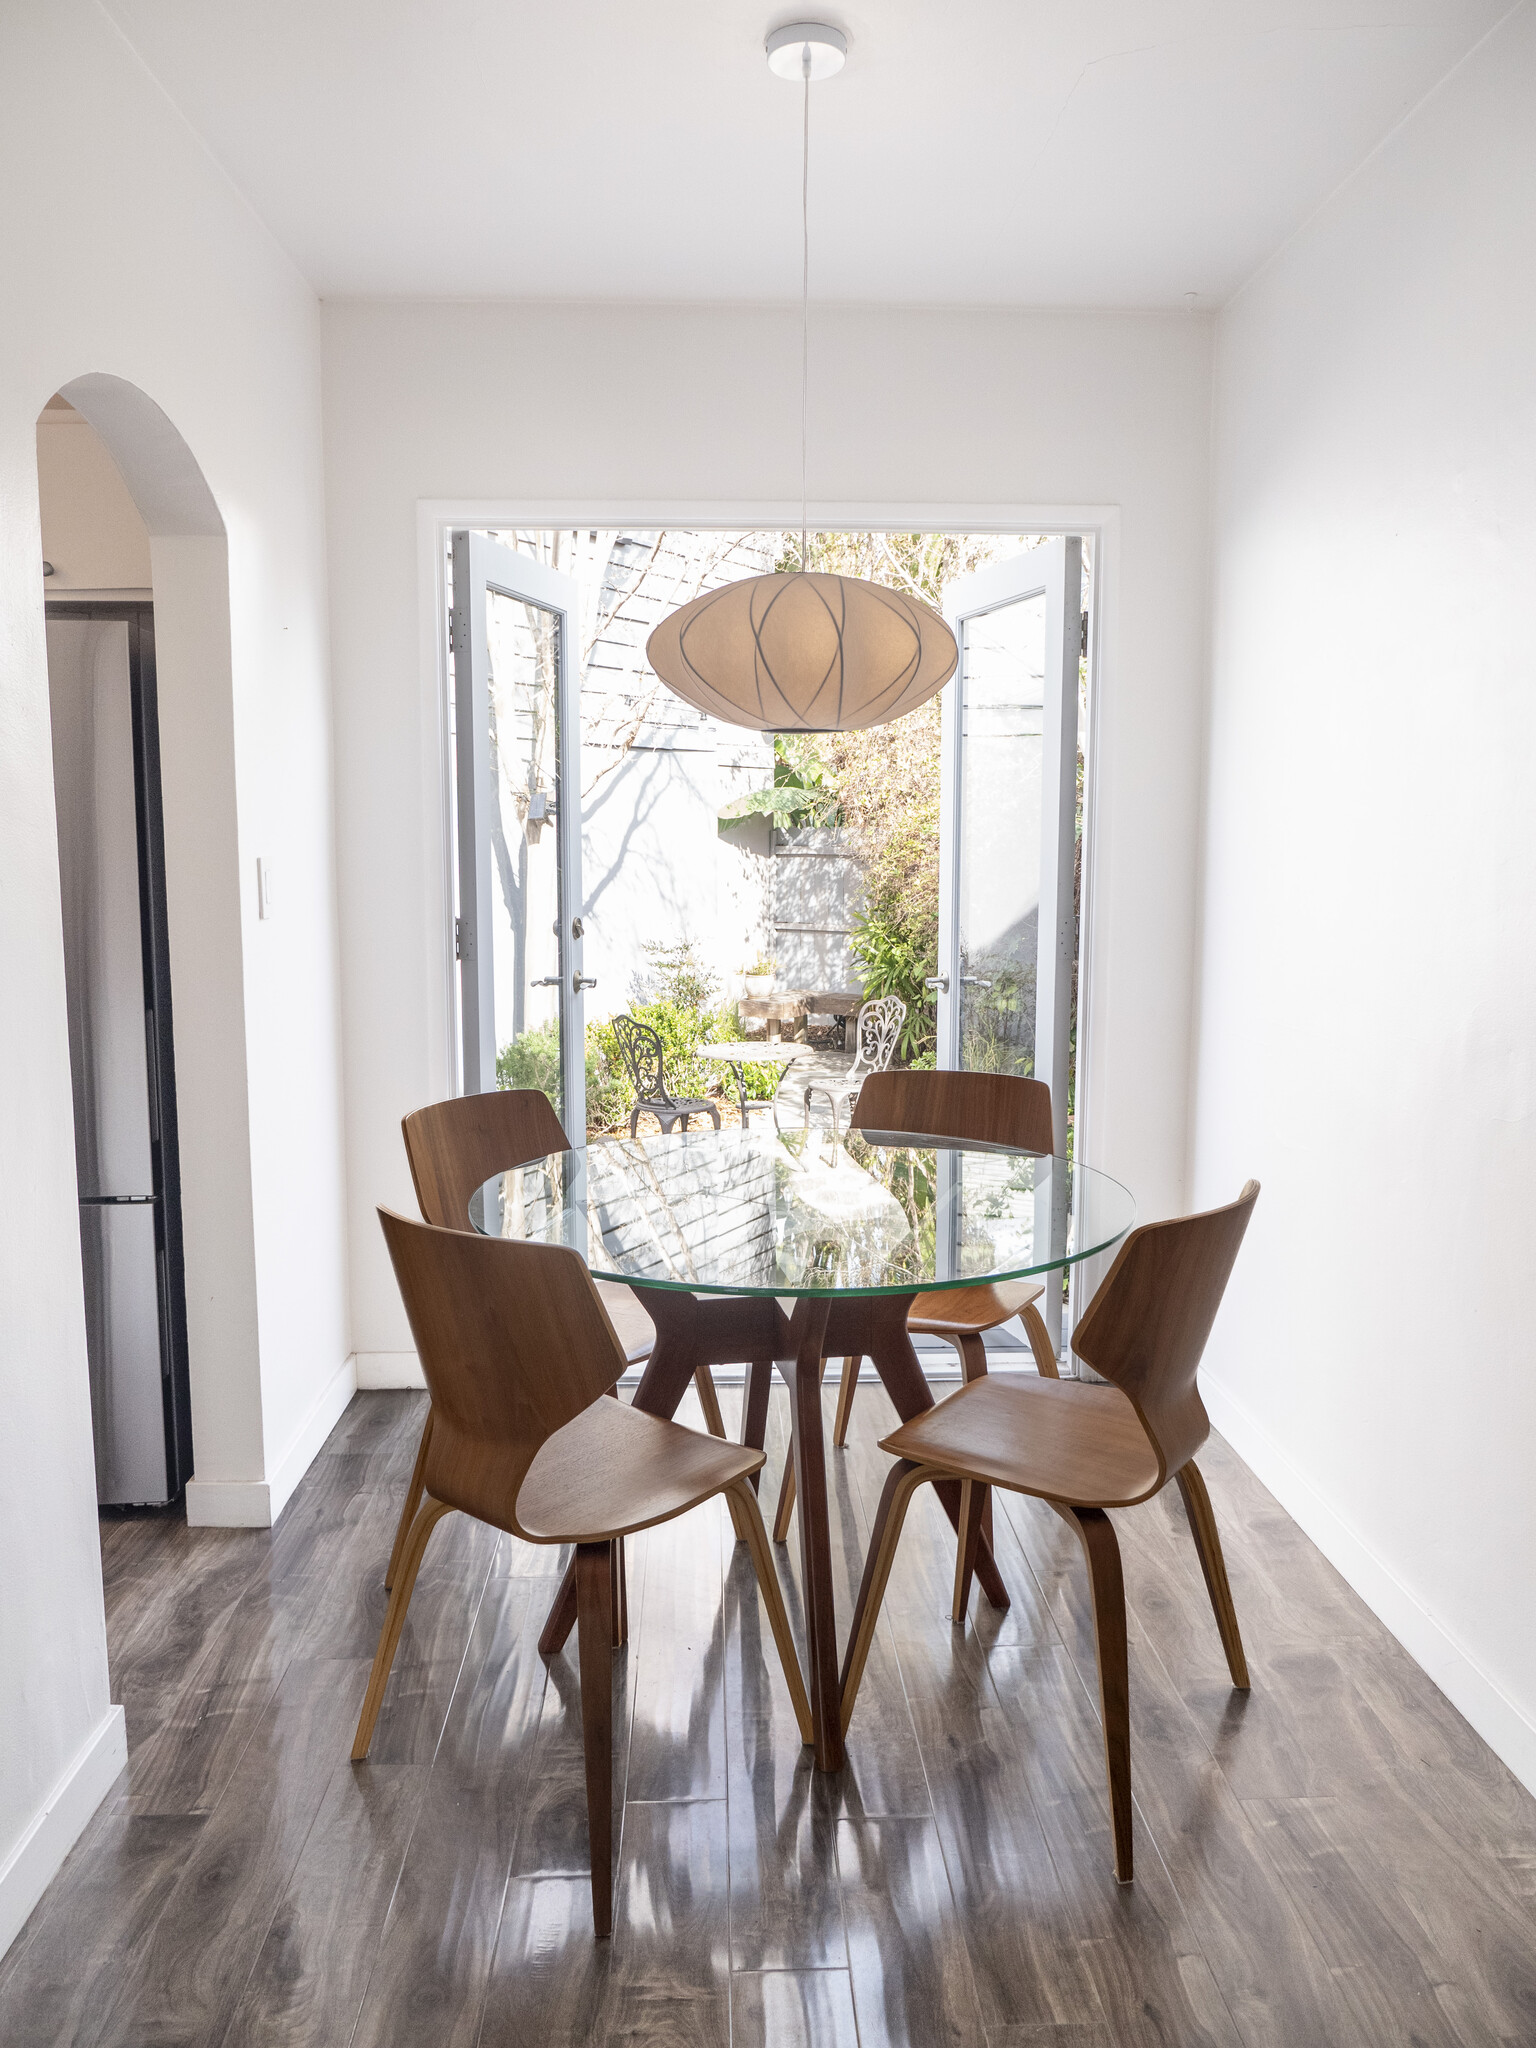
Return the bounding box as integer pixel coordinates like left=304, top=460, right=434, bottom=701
left=107, top=0, right=1501, bottom=306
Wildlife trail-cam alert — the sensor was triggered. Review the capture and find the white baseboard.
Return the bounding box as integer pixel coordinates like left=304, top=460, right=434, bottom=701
left=354, top=1351, right=425, bottom=1390
left=186, top=1355, right=357, bottom=1528
left=1202, top=1373, right=1536, bottom=1798
left=0, top=1706, right=126, bottom=1959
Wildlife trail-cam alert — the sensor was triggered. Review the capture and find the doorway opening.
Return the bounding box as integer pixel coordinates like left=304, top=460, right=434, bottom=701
left=444, top=525, right=1093, bottom=1359
left=38, top=395, right=194, bottom=1508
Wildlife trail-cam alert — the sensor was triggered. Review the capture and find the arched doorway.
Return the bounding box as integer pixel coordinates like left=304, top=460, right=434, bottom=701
left=37, top=374, right=264, bottom=1525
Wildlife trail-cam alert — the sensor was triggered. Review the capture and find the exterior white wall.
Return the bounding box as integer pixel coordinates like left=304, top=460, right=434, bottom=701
left=0, top=0, right=345, bottom=1949
left=322, top=299, right=1214, bottom=1370
left=1195, top=6, right=1536, bottom=1790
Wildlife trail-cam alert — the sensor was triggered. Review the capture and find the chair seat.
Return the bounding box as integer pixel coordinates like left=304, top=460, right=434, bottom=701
left=879, top=1374, right=1162, bottom=1509
left=645, top=1095, right=715, bottom=1117
left=595, top=1277, right=654, bottom=1363
left=907, top=1278, right=1044, bottom=1338
left=517, top=1395, right=764, bottom=1542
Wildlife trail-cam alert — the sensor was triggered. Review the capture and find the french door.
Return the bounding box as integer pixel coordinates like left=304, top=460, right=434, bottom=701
left=935, top=538, right=1082, bottom=1351
left=451, top=532, right=589, bottom=1134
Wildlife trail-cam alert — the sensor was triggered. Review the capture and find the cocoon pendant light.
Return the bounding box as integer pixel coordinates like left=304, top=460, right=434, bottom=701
left=645, top=570, right=956, bottom=732
left=645, top=21, right=959, bottom=733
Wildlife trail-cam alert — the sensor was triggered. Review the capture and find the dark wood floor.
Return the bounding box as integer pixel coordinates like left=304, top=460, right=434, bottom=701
left=5, top=1378, right=1536, bottom=2048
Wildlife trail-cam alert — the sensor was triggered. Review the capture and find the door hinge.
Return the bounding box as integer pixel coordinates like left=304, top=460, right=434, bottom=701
left=454, top=917, right=464, bottom=961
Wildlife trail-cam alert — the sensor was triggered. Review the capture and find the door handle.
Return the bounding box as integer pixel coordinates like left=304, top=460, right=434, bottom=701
left=961, top=976, right=993, bottom=989
left=531, top=976, right=560, bottom=987
left=924, top=975, right=950, bottom=992
left=573, top=973, right=597, bottom=993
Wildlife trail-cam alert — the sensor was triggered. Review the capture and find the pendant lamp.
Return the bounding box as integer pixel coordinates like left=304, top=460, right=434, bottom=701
left=645, top=22, right=958, bottom=733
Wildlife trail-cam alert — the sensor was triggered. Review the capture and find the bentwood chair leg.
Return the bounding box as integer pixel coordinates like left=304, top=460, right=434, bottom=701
left=832, top=1355, right=860, bottom=1448
left=953, top=1335, right=997, bottom=1571
left=1175, top=1460, right=1250, bottom=1689
left=1023, top=1301, right=1060, bottom=1377
left=727, top=1478, right=813, bottom=1745
left=1052, top=1501, right=1133, bottom=1882
left=839, top=1460, right=928, bottom=1732
left=694, top=1365, right=727, bottom=1439
left=952, top=1478, right=988, bottom=1625
left=353, top=1496, right=451, bottom=1760
left=772, top=1446, right=797, bottom=1543
left=575, top=1541, right=615, bottom=1938
left=741, top=1360, right=775, bottom=1494
left=384, top=1407, right=435, bottom=1591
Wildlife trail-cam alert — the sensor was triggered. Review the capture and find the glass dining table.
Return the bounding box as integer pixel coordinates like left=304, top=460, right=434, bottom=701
left=472, top=1121, right=1135, bottom=1770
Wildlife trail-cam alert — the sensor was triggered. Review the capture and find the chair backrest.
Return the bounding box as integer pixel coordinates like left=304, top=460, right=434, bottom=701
left=1070, top=1180, right=1259, bottom=1485
left=850, top=1067, right=1054, bottom=1154
left=402, top=1089, right=570, bottom=1232
left=850, top=996, right=906, bottom=1080
left=612, top=1015, right=671, bottom=1106
left=378, top=1208, right=626, bottom=1534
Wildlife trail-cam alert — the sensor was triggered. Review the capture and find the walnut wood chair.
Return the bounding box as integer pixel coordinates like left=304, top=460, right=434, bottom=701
left=385, top=1090, right=729, bottom=1595
left=773, top=1069, right=1062, bottom=1552
left=355, top=1210, right=812, bottom=1937
left=838, top=1180, right=1259, bottom=1884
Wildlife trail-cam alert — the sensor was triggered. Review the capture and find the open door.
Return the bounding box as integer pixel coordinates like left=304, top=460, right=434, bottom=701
left=934, top=538, right=1082, bottom=1351
left=451, top=532, right=589, bottom=1134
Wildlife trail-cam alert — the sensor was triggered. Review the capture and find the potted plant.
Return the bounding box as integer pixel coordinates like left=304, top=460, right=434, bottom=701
left=743, top=953, right=776, bottom=999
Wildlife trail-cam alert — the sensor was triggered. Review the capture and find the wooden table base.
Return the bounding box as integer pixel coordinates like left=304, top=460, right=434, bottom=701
left=537, top=1283, right=1010, bottom=1769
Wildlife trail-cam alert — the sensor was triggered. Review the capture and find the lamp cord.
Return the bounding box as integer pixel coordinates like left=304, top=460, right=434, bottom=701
left=801, top=46, right=810, bottom=571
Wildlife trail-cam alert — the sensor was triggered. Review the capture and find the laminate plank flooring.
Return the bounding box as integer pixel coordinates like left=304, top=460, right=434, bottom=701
left=5, top=1378, right=1536, bottom=2047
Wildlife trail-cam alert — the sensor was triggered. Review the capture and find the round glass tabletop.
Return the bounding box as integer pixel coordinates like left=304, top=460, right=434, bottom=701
left=469, top=1124, right=1134, bottom=1298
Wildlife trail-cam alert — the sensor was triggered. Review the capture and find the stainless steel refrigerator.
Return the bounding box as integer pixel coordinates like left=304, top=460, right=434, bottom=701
left=47, top=605, right=192, bottom=1506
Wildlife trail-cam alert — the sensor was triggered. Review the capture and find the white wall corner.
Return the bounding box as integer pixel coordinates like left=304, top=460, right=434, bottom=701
left=0, top=1706, right=126, bottom=1961
left=185, top=1354, right=357, bottom=1528
left=184, top=1477, right=273, bottom=1528
left=354, top=1351, right=425, bottom=1390
left=1202, top=1377, right=1536, bottom=1800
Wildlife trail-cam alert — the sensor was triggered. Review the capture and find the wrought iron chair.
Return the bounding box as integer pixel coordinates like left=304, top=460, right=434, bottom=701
left=802, top=994, right=906, bottom=1135
left=612, top=1013, right=721, bottom=1137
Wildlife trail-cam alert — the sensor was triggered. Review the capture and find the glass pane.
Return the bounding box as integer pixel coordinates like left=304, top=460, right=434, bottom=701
left=469, top=1126, right=1135, bottom=1298
left=957, top=592, right=1046, bottom=1076
left=485, top=589, right=565, bottom=1116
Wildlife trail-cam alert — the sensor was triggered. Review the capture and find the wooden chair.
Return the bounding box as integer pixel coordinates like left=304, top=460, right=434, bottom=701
left=385, top=1090, right=729, bottom=1595
left=355, top=1211, right=811, bottom=1937
left=838, top=1180, right=1259, bottom=1884
left=801, top=994, right=905, bottom=1136
left=612, top=1013, right=721, bottom=1137
left=773, top=1070, right=1061, bottom=1550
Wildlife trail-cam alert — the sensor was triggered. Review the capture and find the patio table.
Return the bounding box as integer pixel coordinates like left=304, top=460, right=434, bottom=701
left=471, top=1124, right=1134, bottom=1770
left=700, top=1039, right=800, bottom=1124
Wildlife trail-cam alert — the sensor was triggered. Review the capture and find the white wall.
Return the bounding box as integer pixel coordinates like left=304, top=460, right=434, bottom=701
left=0, top=0, right=346, bottom=1950
left=1195, top=5, right=1536, bottom=1790
left=322, top=299, right=1214, bottom=1372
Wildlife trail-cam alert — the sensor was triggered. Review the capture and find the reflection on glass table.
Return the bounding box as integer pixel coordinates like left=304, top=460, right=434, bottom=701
left=470, top=1123, right=1134, bottom=1298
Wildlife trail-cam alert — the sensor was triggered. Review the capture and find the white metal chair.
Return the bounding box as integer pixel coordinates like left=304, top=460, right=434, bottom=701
left=802, top=995, right=906, bottom=1135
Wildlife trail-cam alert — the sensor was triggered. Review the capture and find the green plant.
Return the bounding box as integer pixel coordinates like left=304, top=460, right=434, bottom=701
left=496, top=1018, right=617, bottom=1133
left=719, top=733, right=841, bottom=829
left=638, top=937, right=719, bottom=1013
left=744, top=952, right=775, bottom=977
left=849, top=903, right=936, bottom=1063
